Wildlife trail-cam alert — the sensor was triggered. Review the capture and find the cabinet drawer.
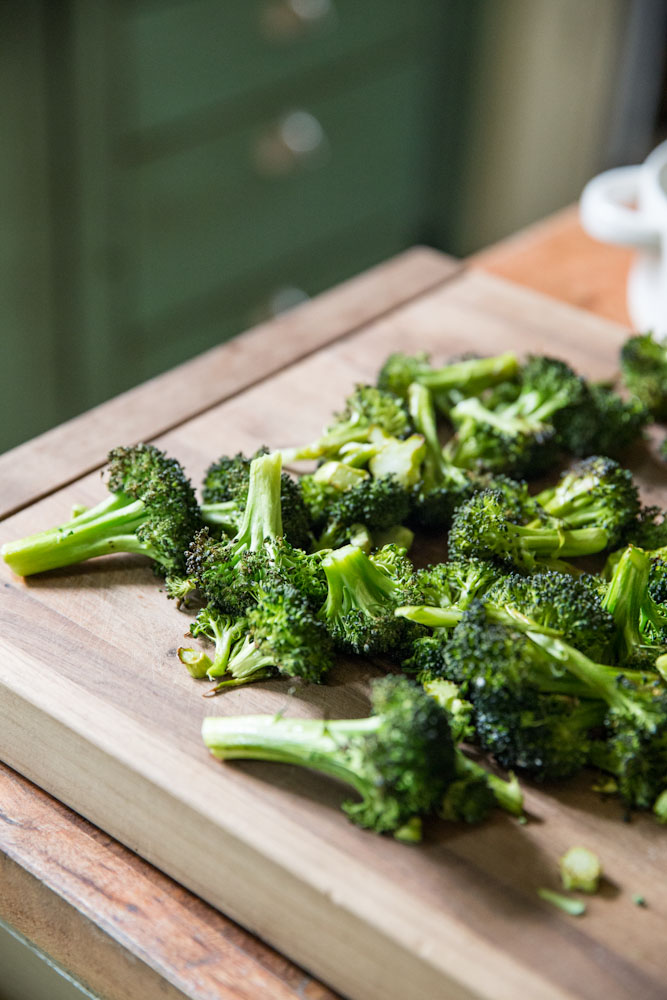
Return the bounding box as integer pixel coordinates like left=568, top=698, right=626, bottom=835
left=125, top=59, right=431, bottom=327
left=119, top=0, right=433, bottom=133
left=131, top=215, right=418, bottom=387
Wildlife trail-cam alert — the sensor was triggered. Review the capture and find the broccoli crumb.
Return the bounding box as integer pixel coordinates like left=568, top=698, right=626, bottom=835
left=537, top=888, right=587, bottom=917
left=560, top=846, right=602, bottom=894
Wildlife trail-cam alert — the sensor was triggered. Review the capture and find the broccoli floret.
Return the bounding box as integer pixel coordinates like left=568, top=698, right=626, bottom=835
left=406, top=382, right=476, bottom=530
left=2, top=444, right=201, bottom=577
left=304, top=466, right=412, bottom=552
left=201, top=448, right=313, bottom=550
left=560, top=383, right=650, bottom=457
left=620, top=332, right=667, bottom=419
left=283, top=385, right=412, bottom=462
left=444, top=356, right=586, bottom=477
left=181, top=586, right=334, bottom=691
left=474, top=686, right=604, bottom=781
left=202, top=675, right=456, bottom=835
left=377, top=350, right=519, bottom=402
left=319, top=543, right=422, bottom=657
left=187, top=452, right=326, bottom=615
left=179, top=606, right=247, bottom=678
left=602, top=545, right=667, bottom=670
left=448, top=488, right=611, bottom=571
left=533, top=457, right=639, bottom=548
left=525, top=630, right=667, bottom=811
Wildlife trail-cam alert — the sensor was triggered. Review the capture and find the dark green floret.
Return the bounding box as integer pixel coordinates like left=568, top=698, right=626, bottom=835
left=1, top=444, right=201, bottom=577
left=620, top=331, right=667, bottom=419
left=202, top=674, right=456, bottom=835
left=447, top=487, right=611, bottom=571
left=444, top=356, right=586, bottom=477
left=560, top=383, right=650, bottom=457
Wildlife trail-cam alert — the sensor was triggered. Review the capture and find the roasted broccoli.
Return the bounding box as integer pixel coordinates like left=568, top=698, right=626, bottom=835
left=2, top=444, right=201, bottom=577
left=559, top=383, right=650, bottom=458
left=602, top=544, right=667, bottom=670
left=533, top=456, right=639, bottom=547
left=202, top=674, right=456, bottom=835
left=448, top=488, right=612, bottom=571
left=187, top=452, right=325, bottom=615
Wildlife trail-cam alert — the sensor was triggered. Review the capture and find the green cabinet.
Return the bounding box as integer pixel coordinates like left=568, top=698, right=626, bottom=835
left=1, top=0, right=470, bottom=452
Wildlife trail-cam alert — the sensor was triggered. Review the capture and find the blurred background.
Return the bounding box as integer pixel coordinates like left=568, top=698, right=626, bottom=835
left=3, top=0, right=667, bottom=454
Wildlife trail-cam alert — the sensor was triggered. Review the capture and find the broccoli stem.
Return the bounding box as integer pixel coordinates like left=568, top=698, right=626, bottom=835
left=417, top=352, right=519, bottom=394
left=455, top=752, right=524, bottom=816
left=525, top=630, right=651, bottom=727
left=202, top=714, right=380, bottom=796
left=200, top=499, right=240, bottom=531
left=1, top=496, right=156, bottom=576
left=321, top=544, right=397, bottom=619
left=235, top=451, right=284, bottom=549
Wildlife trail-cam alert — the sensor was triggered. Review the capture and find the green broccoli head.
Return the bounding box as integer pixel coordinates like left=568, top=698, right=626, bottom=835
left=202, top=448, right=313, bottom=550
left=2, top=443, right=201, bottom=577
left=319, top=543, right=423, bottom=658
left=202, top=674, right=456, bottom=835
left=559, top=383, right=650, bottom=458
left=533, top=456, right=640, bottom=548
left=620, top=332, right=667, bottom=419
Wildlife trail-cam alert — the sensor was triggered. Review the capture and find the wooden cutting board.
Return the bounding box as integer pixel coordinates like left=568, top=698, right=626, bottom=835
left=1, top=253, right=666, bottom=1000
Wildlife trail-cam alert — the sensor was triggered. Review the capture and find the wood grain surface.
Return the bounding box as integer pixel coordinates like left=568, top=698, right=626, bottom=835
left=2, top=265, right=666, bottom=1000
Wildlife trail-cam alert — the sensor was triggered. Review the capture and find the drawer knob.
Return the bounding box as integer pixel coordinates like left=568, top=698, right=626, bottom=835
left=259, top=0, right=335, bottom=43
left=252, top=110, right=329, bottom=177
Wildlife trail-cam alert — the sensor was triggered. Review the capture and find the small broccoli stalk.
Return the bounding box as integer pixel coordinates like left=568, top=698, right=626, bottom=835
left=282, top=385, right=412, bottom=463
left=179, top=606, right=247, bottom=678
left=319, top=543, right=421, bottom=657
left=533, top=457, right=639, bottom=546
left=406, top=382, right=475, bottom=530
left=397, top=557, right=505, bottom=632
left=620, top=331, right=667, bottom=419
left=183, top=587, right=334, bottom=692
left=377, top=350, right=519, bottom=402
left=444, top=356, right=586, bottom=477
left=202, top=675, right=455, bottom=835
left=2, top=444, right=201, bottom=577
left=602, top=545, right=667, bottom=669
left=448, top=489, right=611, bottom=571
left=201, top=449, right=313, bottom=549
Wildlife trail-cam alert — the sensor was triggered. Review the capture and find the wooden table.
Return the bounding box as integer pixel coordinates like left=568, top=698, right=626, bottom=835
left=0, top=208, right=645, bottom=1000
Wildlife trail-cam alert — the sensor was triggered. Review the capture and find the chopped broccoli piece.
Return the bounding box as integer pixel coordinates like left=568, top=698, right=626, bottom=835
left=602, top=545, right=667, bottom=670
left=1, top=444, right=201, bottom=577
left=537, top=889, right=587, bottom=917
left=533, top=457, right=639, bottom=548
left=560, top=383, right=649, bottom=458
left=202, top=675, right=456, bottom=834
left=560, top=846, right=602, bottom=894
left=448, top=488, right=612, bottom=571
